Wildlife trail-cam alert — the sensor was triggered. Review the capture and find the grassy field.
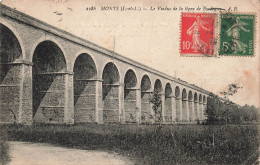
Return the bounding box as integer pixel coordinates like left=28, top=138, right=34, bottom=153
left=1, top=123, right=259, bottom=165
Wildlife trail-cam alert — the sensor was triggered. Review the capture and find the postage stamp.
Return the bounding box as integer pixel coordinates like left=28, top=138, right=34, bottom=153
left=180, top=13, right=217, bottom=57
left=219, top=12, right=256, bottom=56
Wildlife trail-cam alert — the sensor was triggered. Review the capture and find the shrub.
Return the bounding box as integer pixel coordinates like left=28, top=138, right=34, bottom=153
left=0, top=123, right=258, bottom=165
left=0, top=128, right=11, bottom=165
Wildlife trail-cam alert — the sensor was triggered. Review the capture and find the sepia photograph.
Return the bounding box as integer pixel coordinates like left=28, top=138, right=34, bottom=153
left=0, top=0, right=259, bottom=164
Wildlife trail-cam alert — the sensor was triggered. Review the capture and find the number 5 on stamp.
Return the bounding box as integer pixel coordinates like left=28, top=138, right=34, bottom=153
left=219, top=13, right=256, bottom=56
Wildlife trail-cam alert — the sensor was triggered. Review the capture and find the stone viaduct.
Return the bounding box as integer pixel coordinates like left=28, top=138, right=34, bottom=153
left=0, top=5, right=210, bottom=125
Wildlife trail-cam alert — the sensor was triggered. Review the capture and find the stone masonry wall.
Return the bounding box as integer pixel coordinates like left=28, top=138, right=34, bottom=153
left=165, top=97, right=172, bottom=122
left=0, top=64, right=21, bottom=123
left=74, top=80, right=96, bottom=123
left=124, top=89, right=137, bottom=123
left=103, top=86, right=119, bottom=123
left=33, top=74, right=66, bottom=123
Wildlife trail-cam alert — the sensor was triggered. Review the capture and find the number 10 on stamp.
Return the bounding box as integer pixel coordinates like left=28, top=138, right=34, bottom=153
left=180, top=13, right=216, bottom=56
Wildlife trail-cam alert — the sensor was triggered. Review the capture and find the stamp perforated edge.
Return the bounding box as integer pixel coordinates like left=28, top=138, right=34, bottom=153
left=217, top=11, right=257, bottom=57
left=179, top=12, right=218, bottom=58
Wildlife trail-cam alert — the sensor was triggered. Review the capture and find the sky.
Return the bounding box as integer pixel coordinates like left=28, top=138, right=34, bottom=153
left=2, top=0, right=259, bottom=107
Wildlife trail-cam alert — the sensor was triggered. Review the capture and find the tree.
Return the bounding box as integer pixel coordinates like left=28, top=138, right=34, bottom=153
left=149, top=91, right=162, bottom=125
left=204, top=93, right=223, bottom=124
left=205, top=83, right=242, bottom=125
left=220, top=83, right=242, bottom=125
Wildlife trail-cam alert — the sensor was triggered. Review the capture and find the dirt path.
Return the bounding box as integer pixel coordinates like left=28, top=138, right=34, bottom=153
left=8, top=141, right=134, bottom=165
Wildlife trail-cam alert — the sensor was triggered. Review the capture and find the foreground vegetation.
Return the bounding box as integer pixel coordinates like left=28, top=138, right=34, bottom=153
left=0, top=129, right=10, bottom=165
left=1, top=123, right=259, bottom=165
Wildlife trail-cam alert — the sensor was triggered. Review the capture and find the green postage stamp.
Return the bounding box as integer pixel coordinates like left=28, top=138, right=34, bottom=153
left=219, top=13, right=256, bottom=56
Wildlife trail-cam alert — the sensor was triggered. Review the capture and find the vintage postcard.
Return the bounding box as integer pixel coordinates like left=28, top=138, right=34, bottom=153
left=0, top=0, right=259, bottom=165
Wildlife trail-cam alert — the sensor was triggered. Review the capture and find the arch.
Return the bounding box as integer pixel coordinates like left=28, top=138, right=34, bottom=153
left=0, top=21, right=25, bottom=59
left=175, top=86, right=180, bottom=97
left=124, top=69, right=137, bottom=88
left=188, top=90, right=193, bottom=122
left=194, top=92, right=198, bottom=120
left=29, top=37, right=68, bottom=68
left=73, top=53, right=97, bottom=123
left=198, top=94, right=203, bottom=120
left=154, top=79, right=162, bottom=93
left=165, top=83, right=173, bottom=122
left=0, top=23, right=23, bottom=123
left=165, top=83, right=172, bottom=97
left=140, top=74, right=152, bottom=123
left=32, top=41, right=67, bottom=73
left=199, top=94, right=202, bottom=103
left=194, top=92, right=198, bottom=102
left=182, top=88, right=187, bottom=99
left=141, top=75, right=151, bottom=92
left=72, top=50, right=98, bottom=73
left=175, top=86, right=181, bottom=122
left=188, top=91, right=193, bottom=101
left=203, top=95, right=206, bottom=103
left=202, top=95, right=207, bottom=120
left=102, top=62, right=120, bottom=123
left=182, top=88, right=188, bottom=121
left=102, top=62, right=120, bottom=85
left=124, top=69, right=138, bottom=123
left=153, top=79, right=163, bottom=122
left=32, top=40, right=67, bottom=123
left=74, top=53, right=97, bottom=79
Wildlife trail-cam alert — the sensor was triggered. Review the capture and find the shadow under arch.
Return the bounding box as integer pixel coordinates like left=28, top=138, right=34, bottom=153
left=154, top=79, right=163, bottom=122
left=165, top=83, right=173, bottom=122
left=123, top=69, right=138, bottom=123
left=198, top=94, right=203, bottom=120
left=102, top=62, right=120, bottom=123
left=73, top=53, right=97, bottom=123
left=188, top=90, right=193, bottom=122
left=140, top=74, right=152, bottom=123
left=0, top=23, right=23, bottom=123
left=194, top=92, right=198, bottom=120
left=32, top=40, right=67, bottom=123
left=182, top=88, right=188, bottom=122
left=175, top=86, right=181, bottom=122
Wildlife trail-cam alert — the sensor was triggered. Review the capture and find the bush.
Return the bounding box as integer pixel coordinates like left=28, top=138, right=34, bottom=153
left=0, top=123, right=258, bottom=165
left=0, top=128, right=11, bottom=165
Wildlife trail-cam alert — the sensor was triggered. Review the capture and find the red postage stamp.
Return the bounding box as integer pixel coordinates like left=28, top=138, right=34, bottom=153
left=180, top=13, right=217, bottom=56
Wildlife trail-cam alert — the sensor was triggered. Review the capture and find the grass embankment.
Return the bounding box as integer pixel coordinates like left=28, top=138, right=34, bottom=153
left=1, top=124, right=259, bottom=165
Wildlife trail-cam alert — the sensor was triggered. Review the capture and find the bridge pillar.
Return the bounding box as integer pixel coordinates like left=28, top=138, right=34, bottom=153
left=171, top=96, right=176, bottom=123
left=160, top=93, right=165, bottom=123
left=199, top=102, right=203, bottom=120
left=165, top=95, right=173, bottom=123
left=202, top=103, right=207, bottom=120
left=186, top=99, right=189, bottom=123
left=0, top=61, right=32, bottom=124
left=188, top=100, right=193, bottom=123
left=141, top=91, right=152, bottom=123
left=136, top=89, right=142, bottom=123
left=33, top=71, right=77, bottom=124
left=119, top=83, right=124, bottom=123
left=175, top=97, right=182, bottom=123
left=95, top=80, right=103, bottom=123
left=194, top=101, right=198, bottom=121
left=64, top=73, right=74, bottom=124
left=191, top=100, right=195, bottom=122
left=124, top=88, right=140, bottom=123
left=182, top=99, right=188, bottom=122
left=19, top=62, right=33, bottom=124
